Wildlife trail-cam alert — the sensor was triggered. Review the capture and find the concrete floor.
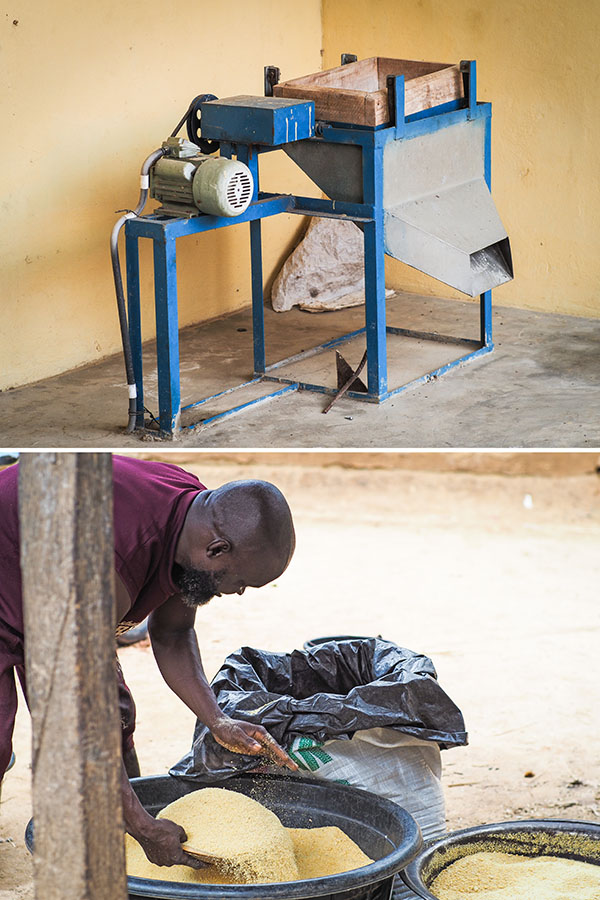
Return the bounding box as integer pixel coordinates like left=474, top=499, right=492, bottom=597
left=1, top=292, right=598, bottom=448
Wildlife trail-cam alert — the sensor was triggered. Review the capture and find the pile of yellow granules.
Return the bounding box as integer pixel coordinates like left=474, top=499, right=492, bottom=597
left=430, top=850, right=600, bottom=900
left=126, top=787, right=373, bottom=885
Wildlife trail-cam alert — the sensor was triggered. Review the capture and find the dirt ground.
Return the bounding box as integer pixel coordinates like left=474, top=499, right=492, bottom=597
left=2, top=459, right=599, bottom=898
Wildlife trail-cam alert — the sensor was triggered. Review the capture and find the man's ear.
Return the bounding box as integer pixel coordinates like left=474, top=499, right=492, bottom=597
left=206, top=538, right=231, bottom=558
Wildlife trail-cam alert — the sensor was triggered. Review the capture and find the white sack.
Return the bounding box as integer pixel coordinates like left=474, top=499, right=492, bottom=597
left=271, top=217, right=392, bottom=313
left=289, top=727, right=446, bottom=842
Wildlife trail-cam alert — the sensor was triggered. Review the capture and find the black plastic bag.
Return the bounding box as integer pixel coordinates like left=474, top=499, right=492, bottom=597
left=171, top=638, right=467, bottom=781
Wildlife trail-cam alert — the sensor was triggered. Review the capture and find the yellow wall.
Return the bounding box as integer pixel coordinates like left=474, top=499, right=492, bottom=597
left=322, top=0, right=600, bottom=318
left=4, top=1, right=598, bottom=392
left=1, top=0, right=321, bottom=391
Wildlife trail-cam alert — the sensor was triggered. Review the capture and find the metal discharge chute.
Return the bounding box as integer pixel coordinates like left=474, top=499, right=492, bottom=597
left=284, top=114, right=512, bottom=298
left=382, top=117, right=512, bottom=297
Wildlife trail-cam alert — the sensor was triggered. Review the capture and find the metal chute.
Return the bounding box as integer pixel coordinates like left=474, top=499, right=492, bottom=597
left=384, top=177, right=513, bottom=297
left=382, top=116, right=513, bottom=296
left=285, top=115, right=513, bottom=297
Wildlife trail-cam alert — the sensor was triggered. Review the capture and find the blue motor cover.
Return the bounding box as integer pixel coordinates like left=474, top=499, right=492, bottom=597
left=199, top=95, right=315, bottom=146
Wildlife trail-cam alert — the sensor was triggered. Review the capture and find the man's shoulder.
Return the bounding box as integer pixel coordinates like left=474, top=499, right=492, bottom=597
left=112, top=455, right=205, bottom=490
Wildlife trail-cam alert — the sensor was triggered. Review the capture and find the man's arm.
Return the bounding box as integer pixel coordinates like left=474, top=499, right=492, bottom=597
left=114, top=573, right=204, bottom=868
left=148, top=594, right=297, bottom=768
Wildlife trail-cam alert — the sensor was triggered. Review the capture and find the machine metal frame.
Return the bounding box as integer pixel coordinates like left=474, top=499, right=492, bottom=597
left=125, top=61, right=493, bottom=436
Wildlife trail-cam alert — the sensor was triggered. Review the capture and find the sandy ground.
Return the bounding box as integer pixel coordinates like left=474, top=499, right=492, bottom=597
left=2, top=460, right=599, bottom=897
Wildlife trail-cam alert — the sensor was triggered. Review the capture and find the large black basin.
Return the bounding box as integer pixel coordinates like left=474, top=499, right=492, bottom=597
left=401, top=818, right=600, bottom=899
left=128, top=774, right=422, bottom=900
left=26, top=773, right=422, bottom=900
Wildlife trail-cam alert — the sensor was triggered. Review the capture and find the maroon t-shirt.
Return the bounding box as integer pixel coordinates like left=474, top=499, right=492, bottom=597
left=0, top=456, right=206, bottom=640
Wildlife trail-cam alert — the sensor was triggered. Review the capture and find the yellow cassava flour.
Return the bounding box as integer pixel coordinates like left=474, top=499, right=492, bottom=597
left=125, top=787, right=372, bottom=885
left=287, top=825, right=372, bottom=878
left=430, top=850, right=600, bottom=900
left=155, top=787, right=298, bottom=883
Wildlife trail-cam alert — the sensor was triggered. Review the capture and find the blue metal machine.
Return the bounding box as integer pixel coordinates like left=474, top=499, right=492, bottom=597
left=122, top=58, right=512, bottom=436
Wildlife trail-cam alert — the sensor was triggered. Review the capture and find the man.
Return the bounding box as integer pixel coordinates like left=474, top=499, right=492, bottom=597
left=0, top=455, right=297, bottom=869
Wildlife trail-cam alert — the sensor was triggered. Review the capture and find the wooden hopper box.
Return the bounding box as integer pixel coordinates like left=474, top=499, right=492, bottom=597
left=273, top=57, right=464, bottom=127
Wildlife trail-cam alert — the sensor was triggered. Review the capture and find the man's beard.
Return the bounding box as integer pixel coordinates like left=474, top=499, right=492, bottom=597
left=172, top=564, right=225, bottom=608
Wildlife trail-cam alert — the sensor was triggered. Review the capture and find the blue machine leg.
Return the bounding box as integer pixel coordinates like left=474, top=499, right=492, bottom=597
left=480, top=106, right=493, bottom=349
left=125, top=232, right=144, bottom=426
left=363, top=216, right=388, bottom=398
left=153, top=235, right=181, bottom=435
left=250, top=219, right=266, bottom=375
left=480, top=290, right=493, bottom=346
left=237, top=145, right=266, bottom=376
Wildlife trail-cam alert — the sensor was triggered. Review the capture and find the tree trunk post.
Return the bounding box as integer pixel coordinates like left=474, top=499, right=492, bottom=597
left=19, top=452, right=127, bottom=900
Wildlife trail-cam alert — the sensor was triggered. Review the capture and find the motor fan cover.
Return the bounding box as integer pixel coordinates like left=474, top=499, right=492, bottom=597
left=193, top=157, right=253, bottom=217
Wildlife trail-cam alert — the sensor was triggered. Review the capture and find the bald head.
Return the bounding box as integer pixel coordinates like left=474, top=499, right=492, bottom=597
left=209, top=479, right=294, bottom=567
left=174, top=479, right=295, bottom=606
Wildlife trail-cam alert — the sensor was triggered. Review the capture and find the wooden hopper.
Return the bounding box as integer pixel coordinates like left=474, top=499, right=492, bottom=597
left=273, top=57, right=464, bottom=126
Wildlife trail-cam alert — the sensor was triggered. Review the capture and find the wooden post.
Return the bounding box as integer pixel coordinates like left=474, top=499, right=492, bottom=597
left=19, top=453, right=127, bottom=900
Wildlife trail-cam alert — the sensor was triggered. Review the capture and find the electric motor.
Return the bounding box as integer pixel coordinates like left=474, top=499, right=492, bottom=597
left=150, top=137, right=253, bottom=218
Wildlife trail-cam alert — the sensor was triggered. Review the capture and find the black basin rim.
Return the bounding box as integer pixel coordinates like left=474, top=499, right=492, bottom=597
left=401, top=818, right=600, bottom=900
left=128, top=868, right=398, bottom=899
left=126, top=773, right=422, bottom=899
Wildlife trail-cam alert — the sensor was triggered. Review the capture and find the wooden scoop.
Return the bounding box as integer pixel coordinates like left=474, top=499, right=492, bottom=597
left=181, top=844, right=229, bottom=865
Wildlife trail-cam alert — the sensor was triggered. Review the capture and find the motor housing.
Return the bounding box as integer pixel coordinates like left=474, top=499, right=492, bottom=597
left=150, top=137, right=253, bottom=218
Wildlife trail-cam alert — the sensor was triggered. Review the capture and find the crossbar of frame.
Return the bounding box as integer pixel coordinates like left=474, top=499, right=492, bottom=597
left=173, top=328, right=492, bottom=430
left=260, top=335, right=493, bottom=404
left=181, top=382, right=299, bottom=430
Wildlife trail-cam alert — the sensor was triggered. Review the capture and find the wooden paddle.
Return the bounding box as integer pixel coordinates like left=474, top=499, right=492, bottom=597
left=181, top=844, right=229, bottom=865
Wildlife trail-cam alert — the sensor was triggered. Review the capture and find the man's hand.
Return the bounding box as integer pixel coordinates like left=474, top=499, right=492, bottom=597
left=133, top=815, right=206, bottom=869
left=121, top=759, right=204, bottom=869
left=211, top=717, right=298, bottom=771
